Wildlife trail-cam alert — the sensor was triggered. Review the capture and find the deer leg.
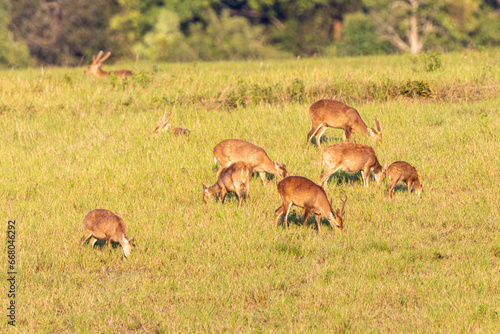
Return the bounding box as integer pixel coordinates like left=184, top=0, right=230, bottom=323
left=344, top=127, right=352, bottom=142
left=79, top=232, right=93, bottom=249
left=315, top=214, right=321, bottom=232
left=220, top=188, right=227, bottom=204
left=362, top=166, right=370, bottom=187
left=107, top=237, right=112, bottom=250
left=307, top=122, right=323, bottom=147
left=389, top=177, right=400, bottom=198
left=259, top=172, right=268, bottom=185
left=407, top=180, right=413, bottom=194
left=89, top=236, right=98, bottom=246
left=235, top=188, right=243, bottom=208
left=274, top=205, right=284, bottom=228
left=244, top=181, right=250, bottom=200
left=315, top=125, right=328, bottom=149
left=303, top=208, right=312, bottom=229
left=283, top=201, right=293, bottom=229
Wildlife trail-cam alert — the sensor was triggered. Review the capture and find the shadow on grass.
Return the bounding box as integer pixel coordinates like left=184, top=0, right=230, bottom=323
left=276, top=209, right=334, bottom=230
left=324, top=170, right=363, bottom=186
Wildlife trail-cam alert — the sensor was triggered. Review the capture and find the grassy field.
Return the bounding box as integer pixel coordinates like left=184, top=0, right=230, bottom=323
left=1, top=50, right=500, bottom=332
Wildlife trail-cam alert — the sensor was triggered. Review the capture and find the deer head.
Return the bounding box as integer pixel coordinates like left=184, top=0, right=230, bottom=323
left=368, top=117, right=383, bottom=143
left=84, top=51, right=112, bottom=75
left=154, top=106, right=175, bottom=133
left=331, top=194, right=347, bottom=230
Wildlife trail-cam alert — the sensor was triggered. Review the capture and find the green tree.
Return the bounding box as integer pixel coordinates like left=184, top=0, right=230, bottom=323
left=0, top=0, right=32, bottom=66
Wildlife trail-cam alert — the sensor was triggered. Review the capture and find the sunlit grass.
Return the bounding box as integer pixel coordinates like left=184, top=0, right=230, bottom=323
left=1, top=50, right=499, bottom=332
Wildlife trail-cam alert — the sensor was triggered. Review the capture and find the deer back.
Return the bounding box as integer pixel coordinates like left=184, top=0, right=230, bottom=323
left=219, top=162, right=252, bottom=191
left=322, top=143, right=382, bottom=172
left=214, top=139, right=285, bottom=176
left=82, top=209, right=127, bottom=240
left=278, top=176, right=332, bottom=216
left=310, top=100, right=367, bottom=131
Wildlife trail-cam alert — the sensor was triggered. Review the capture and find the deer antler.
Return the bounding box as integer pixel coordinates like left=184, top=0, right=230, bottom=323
left=154, top=106, right=175, bottom=133
left=95, top=51, right=104, bottom=63
left=374, top=117, right=381, bottom=132
left=98, top=52, right=112, bottom=65
left=340, top=193, right=347, bottom=216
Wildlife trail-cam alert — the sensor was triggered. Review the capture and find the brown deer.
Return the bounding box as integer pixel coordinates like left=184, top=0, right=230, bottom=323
left=79, top=209, right=135, bottom=258
left=213, top=139, right=287, bottom=184
left=319, top=142, right=386, bottom=187
left=306, top=99, right=382, bottom=148
left=203, top=162, right=252, bottom=207
left=386, top=161, right=424, bottom=199
left=84, top=51, right=132, bottom=77
left=173, top=127, right=191, bottom=137
left=274, top=176, right=347, bottom=231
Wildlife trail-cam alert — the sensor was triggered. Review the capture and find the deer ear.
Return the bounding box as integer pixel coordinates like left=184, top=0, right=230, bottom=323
left=421, top=181, right=425, bottom=189
left=383, top=162, right=387, bottom=171
left=202, top=183, right=207, bottom=191
left=129, top=238, right=135, bottom=245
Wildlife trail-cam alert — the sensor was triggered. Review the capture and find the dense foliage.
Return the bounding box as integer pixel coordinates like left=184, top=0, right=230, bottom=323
left=2, top=0, right=500, bottom=65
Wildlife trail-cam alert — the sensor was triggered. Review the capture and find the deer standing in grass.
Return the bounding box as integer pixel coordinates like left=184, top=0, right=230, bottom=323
left=319, top=142, right=386, bottom=187
left=213, top=139, right=287, bottom=184
left=79, top=209, right=135, bottom=258
left=306, top=99, right=382, bottom=149
left=84, top=51, right=132, bottom=77
left=203, top=162, right=252, bottom=207
left=386, top=161, right=424, bottom=199
left=274, top=176, right=347, bottom=231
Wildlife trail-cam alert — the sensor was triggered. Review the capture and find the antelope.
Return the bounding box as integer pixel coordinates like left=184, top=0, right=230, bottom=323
left=274, top=176, right=347, bottom=231
left=213, top=139, right=287, bottom=184
left=306, top=99, right=382, bottom=148
left=79, top=209, right=135, bottom=258
left=84, top=51, right=132, bottom=77
left=319, top=142, right=386, bottom=187
left=203, top=162, right=252, bottom=207
left=386, top=161, right=424, bottom=199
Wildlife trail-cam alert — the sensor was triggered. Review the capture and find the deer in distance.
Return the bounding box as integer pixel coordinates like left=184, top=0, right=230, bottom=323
left=213, top=139, right=287, bottom=184
left=79, top=209, right=135, bottom=258
left=319, top=142, right=386, bottom=187
left=154, top=106, right=191, bottom=136
left=84, top=51, right=132, bottom=77
left=306, top=99, right=382, bottom=149
left=386, top=161, right=424, bottom=199
left=203, top=162, right=252, bottom=207
left=274, top=176, right=347, bottom=231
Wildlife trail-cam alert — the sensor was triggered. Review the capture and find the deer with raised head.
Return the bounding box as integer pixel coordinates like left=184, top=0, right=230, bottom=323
left=84, top=51, right=132, bottom=77
left=203, top=162, right=252, bottom=207
left=213, top=139, right=287, bottom=184
left=274, top=176, right=347, bottom=231
left=306, top=99, right=382, bottom=148
left=386, top=161, right=424, bottom=199
left=79, top=209, right=135, bottom=258
left=319, top=142, right=386, bottom=187
left=154, top=107, right=174, bottom=133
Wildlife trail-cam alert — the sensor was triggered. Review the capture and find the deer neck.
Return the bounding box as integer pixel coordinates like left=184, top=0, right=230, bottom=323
left=96, top=68, right=111, bottom=77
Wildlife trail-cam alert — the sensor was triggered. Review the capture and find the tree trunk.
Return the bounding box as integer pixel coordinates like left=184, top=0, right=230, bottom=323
left=333, top=19, right=343, bottom=42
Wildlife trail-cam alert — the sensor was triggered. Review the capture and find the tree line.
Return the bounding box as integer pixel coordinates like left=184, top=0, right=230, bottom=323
left=1, top=0, right=499, bottom=66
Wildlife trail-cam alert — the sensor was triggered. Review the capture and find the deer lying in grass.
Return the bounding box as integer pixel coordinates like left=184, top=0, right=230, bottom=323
left=274, top=176, right=346, bottom=231
left=154, top=106, right=191, bottom=136
left=203, top=162, right=252, bottom=207
left=213, top=139, right=287, bottom=184
left=84, top=51, right=132, bottom=77
left=386, top=161, right=424, bottom=199
left=79, top=209, right=135, bottom=258
left=306, top=99, right=382, bottom=148
left=319, top=142, right=386, bottom=187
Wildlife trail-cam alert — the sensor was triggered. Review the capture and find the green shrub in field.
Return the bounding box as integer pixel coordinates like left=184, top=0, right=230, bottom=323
left=411, top=51, right=443, bottom=73
left=399, top=80, right=434, bottom=99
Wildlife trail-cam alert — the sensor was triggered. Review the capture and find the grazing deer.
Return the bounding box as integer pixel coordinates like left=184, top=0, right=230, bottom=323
left=319, top=142, right=386, bottom=187
left=84, top=51, right=132, bottom=77
left=274, top=176, right=347, bottom=231
left=203, top=162, right=252, bottom=207
left=386, top=161, right=424, bottom=199
left=79, top=209, right=135, bottom=258
left=213, top=139, right=287, bottom=184
left=306, top=99, right=382, bottom=148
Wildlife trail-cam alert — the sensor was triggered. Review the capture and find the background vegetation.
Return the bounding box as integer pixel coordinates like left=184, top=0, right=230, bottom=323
left=1, top=49, right=499, bottom=331
left=2, top=0, right=500, bottom=66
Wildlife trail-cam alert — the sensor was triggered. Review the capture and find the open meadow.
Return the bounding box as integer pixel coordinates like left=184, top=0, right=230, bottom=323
left=1, top=50, right=500, bottom=332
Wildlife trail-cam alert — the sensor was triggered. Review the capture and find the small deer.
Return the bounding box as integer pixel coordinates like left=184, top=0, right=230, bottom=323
left=319, top=142, right=386, bottom=187
left=386, top=161, right=424, bottom=199
left=203, top=162, right=252, bottom=207
left=173, top=127, right=191, bottom=137
left=84, top=51, right=132, bottom=77
left=306, top=99, right=382, bottom=148
left=213, top=139, right=287, bottom=184
left=274, top=176, right=347, bottom=231
left=79, top=209, right=135, bottom=258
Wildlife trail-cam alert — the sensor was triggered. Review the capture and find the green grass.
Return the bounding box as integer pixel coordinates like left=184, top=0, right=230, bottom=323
left=1, top=50, right=500, bottom=332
